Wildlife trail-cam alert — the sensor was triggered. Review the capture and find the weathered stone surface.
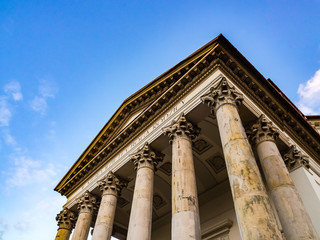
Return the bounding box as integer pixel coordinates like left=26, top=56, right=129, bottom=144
left=164, top=113, right=201, bottom=240
left=201, top=78, right=282, bottom=240
left=55, top=228, right=72, bottom=240
left=92, top=194, right=117, bottom=240
left=55, top=208, right=76, bottom=240
left=71, top=191, right=98, bottom=240
left=92, top=172, right=126, bottom=240
left=248, top=116, right=319, bottom=240
left=127, top=143, right=163, bottom=240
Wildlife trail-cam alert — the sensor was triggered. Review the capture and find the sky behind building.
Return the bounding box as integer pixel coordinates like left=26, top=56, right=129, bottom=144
left=0, top=1, right=320, bottom=239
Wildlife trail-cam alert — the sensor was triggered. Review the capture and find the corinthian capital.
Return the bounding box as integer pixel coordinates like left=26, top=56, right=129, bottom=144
left=283, top=145, right=310, bottom=171
left=163, top=113, right=200, bottom=144
left=97, top=171, right=127, bottom=196
left=56, top=207, right=76, bottom=230
left=77, top=191, right=98, bottom=214
left=247, top=115, right=279, bottom=145
left=201, top=77, right=243, bottom=114
left=130, top=142, right=163, bottom=171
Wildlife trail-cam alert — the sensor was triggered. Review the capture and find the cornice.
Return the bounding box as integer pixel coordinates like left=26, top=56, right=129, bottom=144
left=55, top=35, right=320, bottom=196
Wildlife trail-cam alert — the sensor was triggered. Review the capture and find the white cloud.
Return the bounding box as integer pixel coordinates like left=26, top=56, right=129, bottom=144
left=297, top=69, right=320, bottom=115
left=30, top=79, right=58, bottom=115
left=6, top=156, right=57, bottom=187
left=30, top=96, right=47, bottom=114
left=0, top=97, right=11, bottom=127
left=2, top=129, right=16, bottom=146
left=4, top=81, right=23, bottom=101
left=13, top=221, right=30, bottom=233
left=5, top=194, right=66, bottom=239
left=39, top=79, right=58, bottom=98
left=0, top=81, right=23, bottom=126
left=0, top=220, right=9, bottom=240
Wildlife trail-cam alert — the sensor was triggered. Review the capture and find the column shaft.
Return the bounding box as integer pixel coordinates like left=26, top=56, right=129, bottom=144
left=257, top=141, right=319, bottom=239
left=127, top=167, right=154, bottom=240
left=172, top=136, right=200, bottom=240
left=71, top=191, right=97, bottom=240
left=55, top=228, right=71, bottom=240
left=216, top=104, right=282, bottom=239
left=92, top=171, right=125, bottom=240
left=71, top=211, right=92, bottom=240
left=92, top=194, right=117, bottom=240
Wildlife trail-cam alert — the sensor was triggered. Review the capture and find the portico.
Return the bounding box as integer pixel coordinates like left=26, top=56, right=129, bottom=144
left=54, top=35, right=320, bottom=240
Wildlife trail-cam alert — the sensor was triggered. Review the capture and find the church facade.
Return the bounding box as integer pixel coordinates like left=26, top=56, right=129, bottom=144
left=54, top=34, right=320, bottom=240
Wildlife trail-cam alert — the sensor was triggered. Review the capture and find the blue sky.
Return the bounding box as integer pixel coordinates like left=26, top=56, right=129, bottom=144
left=0, top=1, right=320, bottom=239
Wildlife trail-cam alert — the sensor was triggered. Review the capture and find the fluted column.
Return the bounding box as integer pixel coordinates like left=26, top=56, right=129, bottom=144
left=71, top=191, right=98, bottom=240
left=92, top=171, right=126, bottom=240
left=163, top=113, right=201, bottom=240
left=55, top=208, right=76, bottom=240
left=127, top=143, right=163, bottom=240
left=247, top=115, right=319, bottom=240
left=201, top=77, right=282, bottom=239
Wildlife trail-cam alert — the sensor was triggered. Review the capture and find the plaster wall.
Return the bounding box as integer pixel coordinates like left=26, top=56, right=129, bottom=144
left=290, top=167, right=320, bottom=236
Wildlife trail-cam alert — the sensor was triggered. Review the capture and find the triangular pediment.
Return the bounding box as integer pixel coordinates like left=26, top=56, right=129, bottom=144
left=55, top=34, right=320, bottom=197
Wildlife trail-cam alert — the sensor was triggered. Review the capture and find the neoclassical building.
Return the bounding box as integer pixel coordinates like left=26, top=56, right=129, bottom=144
left=54, top=34, right=320, bottom=240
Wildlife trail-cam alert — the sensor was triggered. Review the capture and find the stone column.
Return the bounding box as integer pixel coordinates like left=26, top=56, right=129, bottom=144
left=201, top=77, right=282, bottom=239
left=247, top=115, right=319, bottom=240
left=127, top=143, right=163, bottom=240
left=55, top=208, right=76, bottom=240
left=71, top=191, right=98, bottom=240
left=163, top=113, right=201, bottom=240
left=92, top=171, right=126, bottom=240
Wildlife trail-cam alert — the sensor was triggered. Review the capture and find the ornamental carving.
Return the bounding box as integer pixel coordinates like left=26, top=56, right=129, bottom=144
left=130, top=142, right=164, bottom=171
left=77, top=191, right=98, bottom=214
left=247, top=115, right=279, bottom=145
left=56, top=207, right=76, bottom=230
left=201, top=77, right=243, bottom=115
left=283, top=145, right=310, bottom=171
left=97, top=171, right=127, bottom=196
left=163, top=113, right=200, bottom=144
